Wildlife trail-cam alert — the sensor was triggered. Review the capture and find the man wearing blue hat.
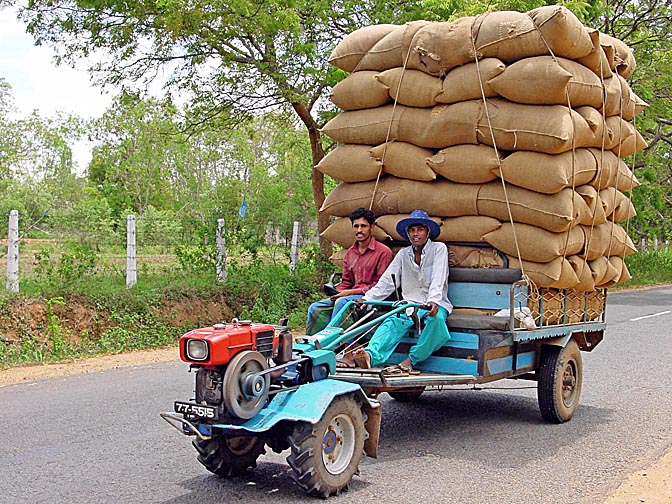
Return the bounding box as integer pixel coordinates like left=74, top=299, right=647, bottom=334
left=352, top=209, right=452, bottom=372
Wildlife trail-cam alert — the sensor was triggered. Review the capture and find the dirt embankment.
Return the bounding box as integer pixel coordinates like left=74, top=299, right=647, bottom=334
left=0, top=294, right=236, bottom=349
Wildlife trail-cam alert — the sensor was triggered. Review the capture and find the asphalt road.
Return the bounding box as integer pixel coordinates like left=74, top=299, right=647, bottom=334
left=1, top=286, right=671, bottom=504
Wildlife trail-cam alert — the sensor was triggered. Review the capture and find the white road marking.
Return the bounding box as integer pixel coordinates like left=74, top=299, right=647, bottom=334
left=630, top=310, right=671, bottom=321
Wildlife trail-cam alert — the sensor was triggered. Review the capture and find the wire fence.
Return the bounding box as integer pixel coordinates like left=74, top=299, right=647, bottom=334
left=3, top=210, right=319, bottom=293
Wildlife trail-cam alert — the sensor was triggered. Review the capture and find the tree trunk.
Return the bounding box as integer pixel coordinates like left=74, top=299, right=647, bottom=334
left=292, top=102, right=332, bottom=259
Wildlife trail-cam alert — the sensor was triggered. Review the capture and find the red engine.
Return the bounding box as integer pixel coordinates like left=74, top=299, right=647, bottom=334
left=179, top=320, right=278, bottom=366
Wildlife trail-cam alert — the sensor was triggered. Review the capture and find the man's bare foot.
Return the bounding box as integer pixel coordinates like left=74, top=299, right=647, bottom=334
left=336, top=354, right=355, bottom=368
left=353, top=348, right=371, bottom=369
left=398, top=357, right=413, bottom=372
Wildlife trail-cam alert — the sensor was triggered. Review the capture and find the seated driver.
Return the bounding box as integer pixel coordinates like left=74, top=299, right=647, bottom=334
left=351, top=209, right=452, bottom=372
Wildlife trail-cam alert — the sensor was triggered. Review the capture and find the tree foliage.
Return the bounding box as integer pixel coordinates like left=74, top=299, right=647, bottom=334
left=4, top=0, right=672, bottom=245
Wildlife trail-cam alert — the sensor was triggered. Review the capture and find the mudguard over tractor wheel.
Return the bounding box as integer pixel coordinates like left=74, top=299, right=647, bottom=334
left=287, top=394, right=366, bottom=497
left=193, top=434, right=266, bottom=476
left=537, top=340, right=583, bottom=423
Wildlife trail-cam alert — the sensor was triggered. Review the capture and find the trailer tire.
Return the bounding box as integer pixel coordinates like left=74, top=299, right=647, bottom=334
left=388, top=387, right=425, bottom=402
left=287, top=394, right=365, bottom=497
left=537, top=340, right=583, bottom=423
left=193, top=434, right=265, bottom=476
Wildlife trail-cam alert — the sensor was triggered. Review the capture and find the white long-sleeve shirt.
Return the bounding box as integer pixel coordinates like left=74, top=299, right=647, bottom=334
left=363, top=240, right=453, bottom=313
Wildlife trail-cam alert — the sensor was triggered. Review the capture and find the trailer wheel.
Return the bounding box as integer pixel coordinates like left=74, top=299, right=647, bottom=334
left=193, top=434, right=265, bottom=476
left=537, top=340, right=583, bottom=423
left=388, top=387, right=425, bottom=402
left=287, top=394, right=365, bottom=497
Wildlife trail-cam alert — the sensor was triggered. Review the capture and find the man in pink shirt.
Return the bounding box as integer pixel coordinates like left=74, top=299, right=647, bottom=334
left=306, top=208, right=393, bottom=335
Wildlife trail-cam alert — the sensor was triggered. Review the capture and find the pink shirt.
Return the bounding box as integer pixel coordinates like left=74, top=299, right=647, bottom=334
left=338, top=237, right=393, bottom=296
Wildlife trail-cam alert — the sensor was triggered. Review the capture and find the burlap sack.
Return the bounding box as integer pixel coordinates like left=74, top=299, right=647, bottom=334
left=476, top=183, right=588, bottom=232
left=575, top=106, right=615, bottom=149
left=355, top=21, right=430, bottom=72
left=329, top=24, right=399, bottom=72
left=320, top=217, right=390, bottom=248
left=320, top=178, right=480, bottom=218
left=614, top=159, right=641, bottom=192
left=527, top=5, right=594, bottom=60
left=601, top=75, right=626, bottom=117
left=315, top=144, right=382, bottom=183
left=567, top=255, right=596, bottom=292
left=472, top=11, right=544, bottom=62
left=476, top=99, right=594, bottom=154
left=596, top=256, right=631, bottom=287
left=329, top=248, right=347, bottom=269
left=488, top=56, right=603, bottom=108
left=322, top=102, right=483, bottom=148
left=447, top=245, right=505, bottom=268
left=528, top=288, right=563, bottom=325
left=375, top=213, right=442, bottom=241
left=498, top=149, right=597, bottom=194
left=399, top=102, right=481, bottom=148
left=369, top=141, right=436, bottom=181
left=330, top=71, right=391, bottom=111
left=609, top=118, right=648, bottom=157
left=321, top=105, right=400, bottom=145
left=427, top=145, right=501, bottom=184
left=581, top=222, right=637, bottom=259
left=588, top=256, right=620, bottom=285
left=435, top=58, right=505, bottom=104
left=609, top=255, right=632, bottom=286
left=483, top=222, right=584, bottom=263
left=600, top=33, right=636, bottom=78
left=375, top=68, right=442, bottom=108
left=575, top=185, right=608, bottom=225
left=577, top=28, right=614, bottom=79
left=409, top=17, right=477, bottom=75
left=530, top=288, right=605, bottom=324
left=631, top=90, right=649, bottom=118
left=587, top=149, right=624, bottom=190
left=616, top=75, right=638, bottom=120
left=508, top=256, right=579, bottom=289
left=436, top=216, right=501, bottom=242
left=598, top=187, right=637, bottom=222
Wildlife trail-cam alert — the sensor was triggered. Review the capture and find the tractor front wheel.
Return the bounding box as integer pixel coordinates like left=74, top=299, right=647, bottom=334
left=193, top=434, right=265, bottom=477
left=287, top=394, right=365, bottom=497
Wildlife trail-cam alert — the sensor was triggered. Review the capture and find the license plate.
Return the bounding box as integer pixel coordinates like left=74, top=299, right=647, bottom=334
left=174, top=401, right=217, bottom=420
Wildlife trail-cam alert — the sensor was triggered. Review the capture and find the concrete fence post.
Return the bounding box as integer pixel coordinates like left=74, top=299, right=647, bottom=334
left=126, top=215, right=137, bottom=289
left=6, top=210, right=19, bottom=292
left=290, top=221, right=301, bottom=272
left=216, top=218, right=227, bottom=284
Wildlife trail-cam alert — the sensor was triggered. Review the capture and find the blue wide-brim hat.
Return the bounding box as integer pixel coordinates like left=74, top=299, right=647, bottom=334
left=396, top=210, right=441, bottom=241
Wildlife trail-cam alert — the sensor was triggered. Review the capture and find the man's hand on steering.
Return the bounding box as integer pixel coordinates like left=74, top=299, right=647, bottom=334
left=427, top=301, right=439, bottom=317
left=330, top=289, right=357, bottom=301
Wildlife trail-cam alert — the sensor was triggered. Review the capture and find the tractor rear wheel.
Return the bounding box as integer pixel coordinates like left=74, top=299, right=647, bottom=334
left=287, top=394, right=365, bottom=497
left=193, top=434, right=265, bottom=476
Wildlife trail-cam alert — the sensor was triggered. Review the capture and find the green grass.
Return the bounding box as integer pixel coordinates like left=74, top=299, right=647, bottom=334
left=621, top=247, right=672, bottom=287
left=2, top=244, right=670, bottom=370
left=0, top=250, right=332, bottom=369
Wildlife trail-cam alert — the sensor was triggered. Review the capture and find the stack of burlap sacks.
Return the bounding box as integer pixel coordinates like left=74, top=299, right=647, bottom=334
left=318, top=6, right=644, bottom=311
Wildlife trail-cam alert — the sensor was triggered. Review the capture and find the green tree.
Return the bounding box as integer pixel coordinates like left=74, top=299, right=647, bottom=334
left=14, top=0, right=454, bottom=257
left=88, top=92, right=184, bottom=217
left=588, top=0, right=672, bottom=240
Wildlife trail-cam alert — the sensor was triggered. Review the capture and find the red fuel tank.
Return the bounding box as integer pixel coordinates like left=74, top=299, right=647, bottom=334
left=179, top=321, right=277, bottom=365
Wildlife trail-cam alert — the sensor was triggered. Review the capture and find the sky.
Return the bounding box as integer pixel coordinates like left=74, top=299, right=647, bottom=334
left=0, top=7, right=113, bottom=169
